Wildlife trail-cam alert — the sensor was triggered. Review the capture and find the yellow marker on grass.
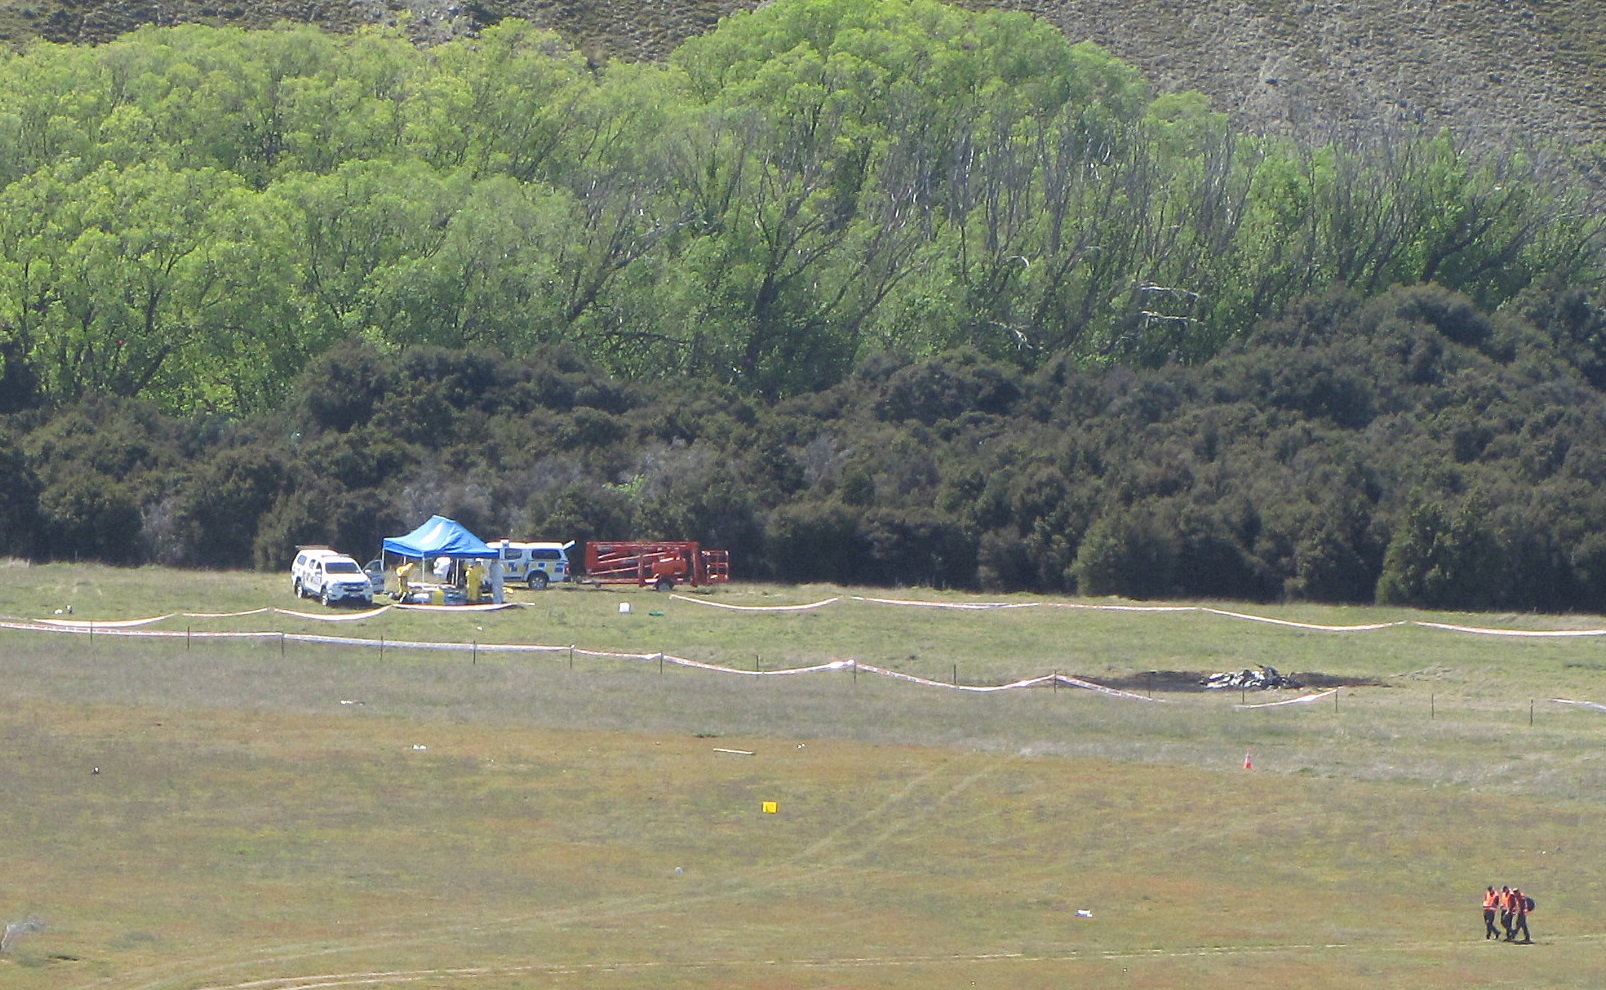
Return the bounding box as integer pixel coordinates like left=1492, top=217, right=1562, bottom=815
left=762, top=801, right=778, bottom=814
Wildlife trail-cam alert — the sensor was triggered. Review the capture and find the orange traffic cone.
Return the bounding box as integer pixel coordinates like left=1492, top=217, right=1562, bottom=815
left=1243, top=752, right=1253, bottom=770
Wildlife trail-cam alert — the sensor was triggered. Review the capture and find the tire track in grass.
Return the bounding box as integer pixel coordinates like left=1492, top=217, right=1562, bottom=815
left=65, top=763, right=997, bottom=990
left=102, top=757, right=1502, bottom=990
left=814, top=761, right=997, bottom=867
left=162, top=932, right=1606, bottom=990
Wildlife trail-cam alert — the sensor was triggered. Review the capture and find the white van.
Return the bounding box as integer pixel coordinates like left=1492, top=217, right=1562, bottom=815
left=490, top=540, right=574, bottom=589
left=291, top=546, right=376, bottom=606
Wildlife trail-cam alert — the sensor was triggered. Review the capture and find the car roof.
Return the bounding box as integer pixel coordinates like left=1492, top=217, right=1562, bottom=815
left=297, top=547, right=360, bottom=562
left=492, top=541, right=573, bottom=551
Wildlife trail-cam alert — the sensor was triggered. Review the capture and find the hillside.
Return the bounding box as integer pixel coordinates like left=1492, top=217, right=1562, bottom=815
left=4, top=0, right=1605, bottom=156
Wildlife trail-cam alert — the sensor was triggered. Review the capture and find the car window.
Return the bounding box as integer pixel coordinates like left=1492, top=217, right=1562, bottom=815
left=325, top=560, right=361, bottom=574
left=533, top=550, right=560, bottom=561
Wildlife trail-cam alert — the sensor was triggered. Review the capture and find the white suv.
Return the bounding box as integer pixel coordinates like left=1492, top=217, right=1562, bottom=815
left=490, top=540, right=573, bottom=589
left=291, top=547, right=375, bottom=606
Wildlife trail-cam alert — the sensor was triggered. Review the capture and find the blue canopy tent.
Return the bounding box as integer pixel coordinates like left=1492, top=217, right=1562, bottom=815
left=382, top=515, right=498, bottom=559
left=378, top=516, right=501, bottom=603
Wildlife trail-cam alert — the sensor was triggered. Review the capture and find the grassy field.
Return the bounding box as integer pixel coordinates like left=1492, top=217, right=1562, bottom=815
left=2, top=562, right=1605, bottom=988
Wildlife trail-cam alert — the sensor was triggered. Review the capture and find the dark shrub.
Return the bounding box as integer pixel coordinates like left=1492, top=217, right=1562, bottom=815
left=0, top=335, right=40, bottom=413
left=525, top=481, right=635, bottom=549
left=37, top=475, right=144, bottom=564
left=1173, top=503, right=1273, bottom=601
left=0, top=438, right=41, bottom=557
left=1072, top=505, right=1179, bottom=599
left=1288, top=515, right=1379, bottom=604
left=173, top=446, right=289, bottom=568
left=766, top=501, right=863, bottom=584
left=1373, top=284, right=1494, bottom=351
left=1376, top=494, right=1502, bottom=608
left=875, top=348, right=1023, bottom=425
left=292, top=338, right=391, bottom=433
left=977, top=526, right=1034, bottom=591
left=857, top=507, right=977, bottom=589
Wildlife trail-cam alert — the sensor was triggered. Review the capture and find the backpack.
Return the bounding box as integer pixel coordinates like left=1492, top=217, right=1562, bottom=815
left=1524, top=895, right=1536, bottom=912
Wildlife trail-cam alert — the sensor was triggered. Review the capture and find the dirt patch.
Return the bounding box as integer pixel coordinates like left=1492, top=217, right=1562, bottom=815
left=1093, top=669, right=1390, bottom=695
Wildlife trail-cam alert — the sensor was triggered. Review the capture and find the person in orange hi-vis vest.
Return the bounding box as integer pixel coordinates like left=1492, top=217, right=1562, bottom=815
left=1483, top=886, right=1502, bottom=940
left=1510, top=888, right=1532, bottom=943
left=1501, top=886, right=1521, bottom=940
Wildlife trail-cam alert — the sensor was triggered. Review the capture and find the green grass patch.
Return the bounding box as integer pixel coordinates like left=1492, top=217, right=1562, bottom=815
left=2, top=565, right=1604, bottom=988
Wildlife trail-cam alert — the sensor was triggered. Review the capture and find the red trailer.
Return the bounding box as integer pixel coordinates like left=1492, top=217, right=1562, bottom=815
left=582, top=541, right=730, bottom=591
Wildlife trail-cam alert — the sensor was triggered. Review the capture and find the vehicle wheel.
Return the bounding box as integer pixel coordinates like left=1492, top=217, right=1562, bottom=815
left=320, top=587, right=333, bottom=607
left=293, top=579, right=303, bottom=598
left=528, top=571, right=549, bottom=590
left=654, top=577, right=675, bottom=592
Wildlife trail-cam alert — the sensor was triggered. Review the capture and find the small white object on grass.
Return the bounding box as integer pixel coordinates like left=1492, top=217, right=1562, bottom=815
left=674, top=866, right=684, bottom=875
left=2, top=915, right=45, bottom=953
left=412, top=744, right=427, bottom=750
left=1076, top=909, right=1093, bottom=918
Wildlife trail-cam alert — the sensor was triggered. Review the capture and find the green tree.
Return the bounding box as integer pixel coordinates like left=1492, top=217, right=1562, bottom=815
left=0, top=41, right=106, bottom=183
left=373, top=174, right=571, bottom=351
left=405, top=21, right=588, bottom=181
left=268, top=159, right=469, bottom=349
left=19, top=161, right=269, bottom=411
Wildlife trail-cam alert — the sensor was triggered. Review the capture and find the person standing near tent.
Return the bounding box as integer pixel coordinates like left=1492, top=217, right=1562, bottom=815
left=396, top=560, right=415, bottom=601
left=466, top=559, right=486, bottom=602
left=1483, top=886, right=1502, bottom=939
